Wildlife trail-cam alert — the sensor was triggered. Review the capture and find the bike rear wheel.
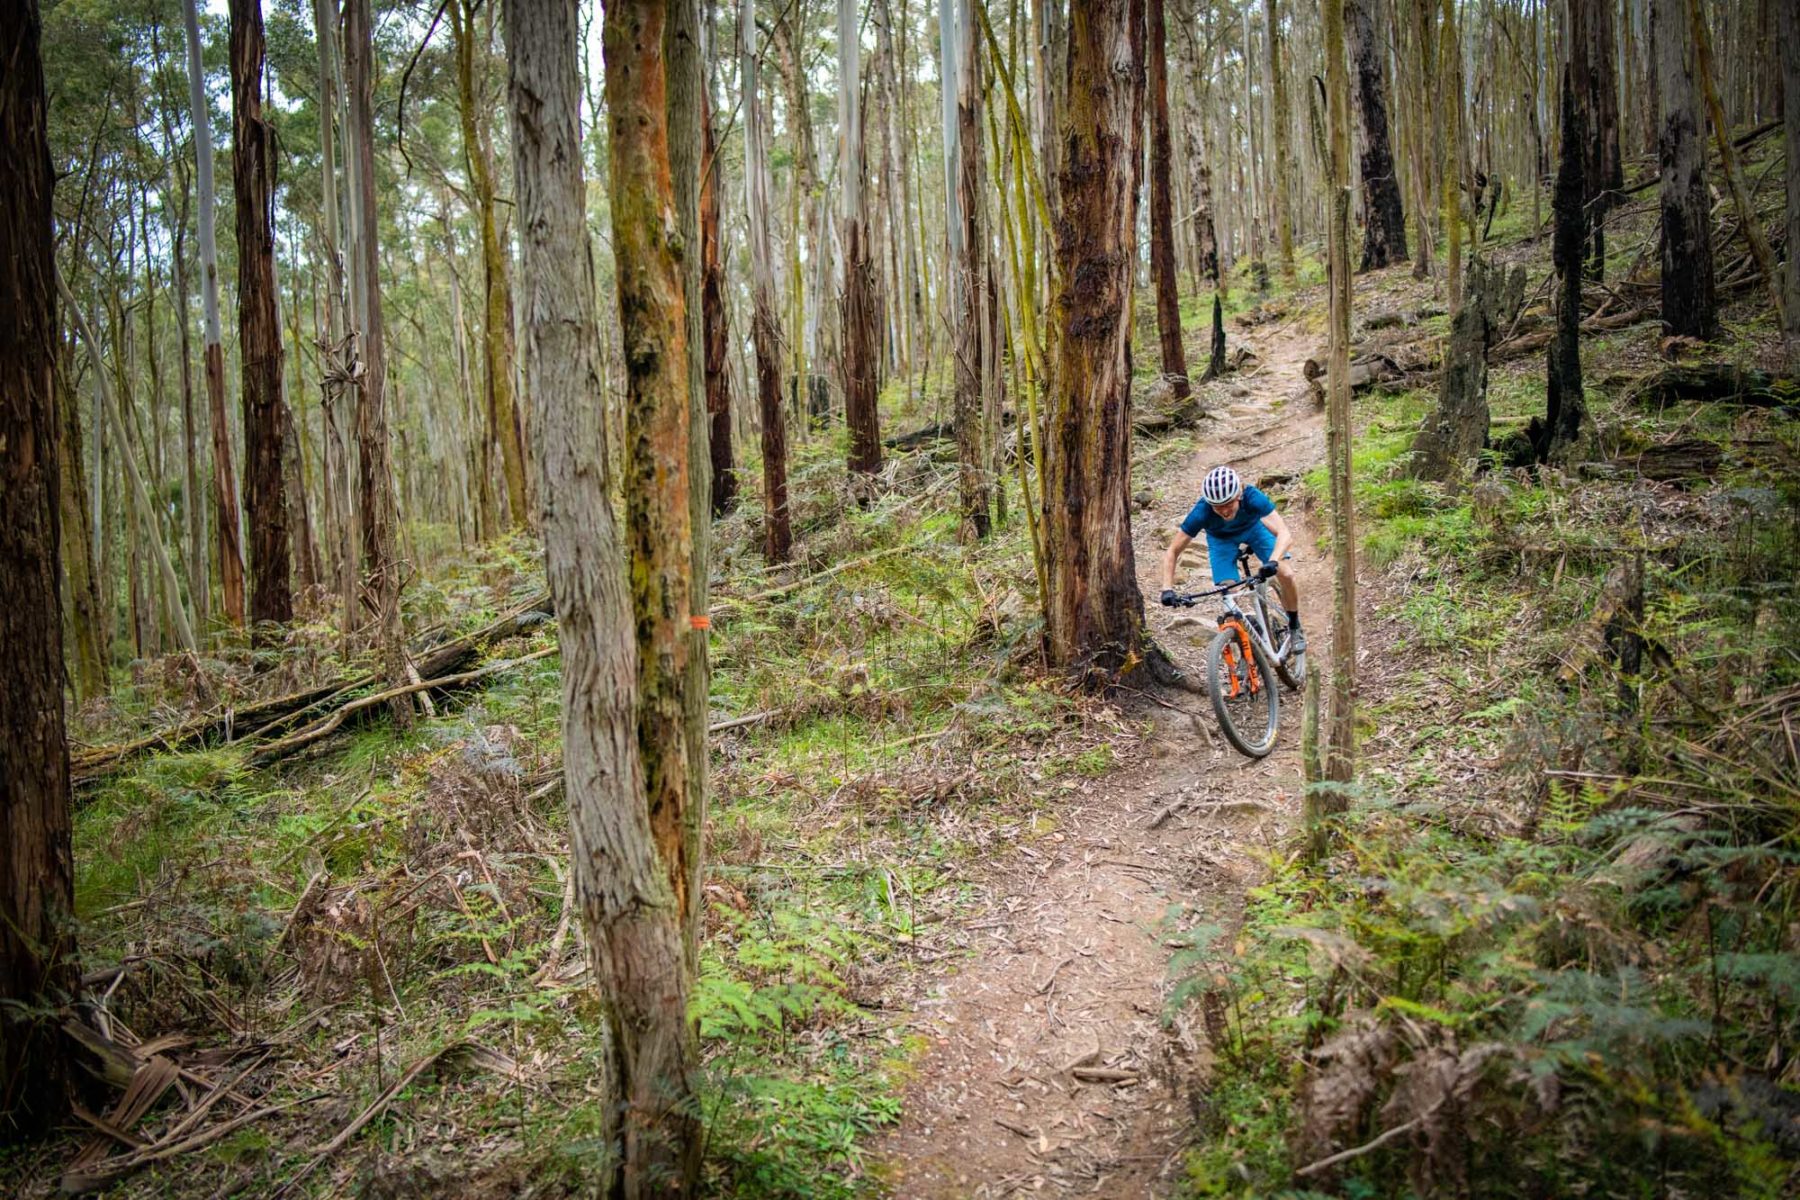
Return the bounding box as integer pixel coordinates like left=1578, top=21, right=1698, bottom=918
left=1207, top=623, right=1280, bottom=758
left=1265, top=605, right=1307, bottom=690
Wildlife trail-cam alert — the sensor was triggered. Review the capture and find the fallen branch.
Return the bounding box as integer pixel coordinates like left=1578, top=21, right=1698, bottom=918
left=726, top=546, right=911, bottom=604
left=250, top=647, right=558, bottom=767
left=72, top=591, right=552, bottom=785
left=1487, top=308, right=1649, bottom=361
left=1294, top=1116, right=1424, bottom=1178
left=276, top=1043, right=514, bottom=1197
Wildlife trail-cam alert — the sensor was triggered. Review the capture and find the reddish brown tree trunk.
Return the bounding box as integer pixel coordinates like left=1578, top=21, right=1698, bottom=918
left=1, top=0, right=79, bottom=1135
left=1044, top=0, right=1151, bottom=680
left=1146, top=0, right=1189, bottom=397
left=600, top=1, right=704, bottom=1187
left=230, top=0, right=293, bottom=635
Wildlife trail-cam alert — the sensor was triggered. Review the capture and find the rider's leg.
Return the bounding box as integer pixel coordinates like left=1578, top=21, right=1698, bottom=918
left=1206, top=534, right=1242, bottom=586
left=1273, top=560, right=1299, bottom=612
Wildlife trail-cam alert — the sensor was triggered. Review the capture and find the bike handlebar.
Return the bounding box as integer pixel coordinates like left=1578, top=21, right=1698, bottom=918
left=1168, top=577, right=1257, bottom=607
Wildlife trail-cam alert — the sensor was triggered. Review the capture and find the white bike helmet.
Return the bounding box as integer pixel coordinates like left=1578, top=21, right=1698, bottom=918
left=1201, top=465, right=1243, bottom=505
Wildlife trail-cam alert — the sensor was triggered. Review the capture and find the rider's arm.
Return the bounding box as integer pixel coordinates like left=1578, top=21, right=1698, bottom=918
left=1161, top=531, right=1193, bottom=591
left=1261, top=511, right=1293, bottom=562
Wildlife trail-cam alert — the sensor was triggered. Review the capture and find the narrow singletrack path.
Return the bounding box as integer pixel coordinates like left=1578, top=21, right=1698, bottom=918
left=876, top=314, right=1333, bottom=1197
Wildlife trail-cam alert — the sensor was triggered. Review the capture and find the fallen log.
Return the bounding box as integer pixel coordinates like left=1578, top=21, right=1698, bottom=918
left=1302, top=350, right=1405, bottom=391
left=72, top=591, right=553, bottom=785
left=1623, top=362, right=1797, bottom=410
left=1487, top=307, right=1650, bottom=361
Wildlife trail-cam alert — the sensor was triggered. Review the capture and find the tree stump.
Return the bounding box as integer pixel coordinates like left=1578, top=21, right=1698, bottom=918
left=1408, top=257, right=1527, bottom=480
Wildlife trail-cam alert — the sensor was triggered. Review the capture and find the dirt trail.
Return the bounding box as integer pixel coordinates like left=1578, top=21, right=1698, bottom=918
left=875, top=316, right=1331, bottom=1197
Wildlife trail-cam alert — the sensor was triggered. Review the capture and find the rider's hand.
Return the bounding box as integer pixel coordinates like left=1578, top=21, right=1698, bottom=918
left=1257, top=562, right=1279, bottom=581
left=1160, top=589, right=1179, bottom=607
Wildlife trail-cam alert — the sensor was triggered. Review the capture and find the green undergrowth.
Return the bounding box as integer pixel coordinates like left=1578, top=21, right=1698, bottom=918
left=30, top=351, right=1188, bottom=1197
left=1185, top=300, right=1800, bottom=1194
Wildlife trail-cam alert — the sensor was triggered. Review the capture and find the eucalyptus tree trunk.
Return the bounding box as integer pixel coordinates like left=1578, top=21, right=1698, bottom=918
left=840, top=0, right=884, bottom=486
left=56, top=364, right=108, bottom=700
left=1347, top=0, right=1408, bottom=270
left=1437, top=0, right=1463, bottom=307
left=1146, top=0, right=1189, bottom=398
left=1536, top=68, right=1587, bottom=463
left=743, top=0, right=794, bottom=563
left=182, top=0, right=247, bottom=628
left=1043, top=0, right=1150, bottom=680
left=1653, top=0, right=1716, bottom=340
left=1263, top=0, right=1295, bottom=279
left=701, top=94, right=737, bottom=517
left=1689, top=0, right=1785, bottom=325
left=230, top=0, right=293, bottom=635
left=1, top=0, right=78, bottom=1137
left=664, top=0, right=710, bottom=973
left=1324, top=0, right=1358, bottom=785
left=943, top=0, right=990, bottom=540
left=511, top=0, right=666, bottom=1191
left=452, top=0, right=528, bottom=531
left=344, top=0, right=410, bottom=714
left=61, top=279, right=201, bottom=656
left=1783, top=0, right=1800, bottom=369
left=314, top=0, right=356, bottom=654
left=1572, top=0, right=1622, bottom=279
left=1407, top=0, right=1436, bottom=280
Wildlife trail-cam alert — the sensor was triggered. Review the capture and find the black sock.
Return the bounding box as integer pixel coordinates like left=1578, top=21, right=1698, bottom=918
left=1287, top=611, right=1301, bottom=632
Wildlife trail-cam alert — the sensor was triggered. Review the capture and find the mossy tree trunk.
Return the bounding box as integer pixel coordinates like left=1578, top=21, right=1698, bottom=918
left=509, top=0, right=700, bottom=1192
left=1263, top=0, right=1295, bottom=279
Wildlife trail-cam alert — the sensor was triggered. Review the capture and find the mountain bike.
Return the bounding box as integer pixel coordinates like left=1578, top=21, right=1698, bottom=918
left=1168, top=543, right=1307, bottom=759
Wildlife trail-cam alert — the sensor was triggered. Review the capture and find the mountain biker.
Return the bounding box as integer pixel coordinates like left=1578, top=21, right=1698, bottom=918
left=1158, top=465, right=1306, bottom=655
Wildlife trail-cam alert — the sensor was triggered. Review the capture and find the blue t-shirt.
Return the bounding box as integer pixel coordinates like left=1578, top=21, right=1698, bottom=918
left=1180, top=485, right=1275, bottom=541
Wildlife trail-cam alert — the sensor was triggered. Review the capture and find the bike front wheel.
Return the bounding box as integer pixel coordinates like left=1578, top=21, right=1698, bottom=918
left=1207, top=624, right=1281, bottom=758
